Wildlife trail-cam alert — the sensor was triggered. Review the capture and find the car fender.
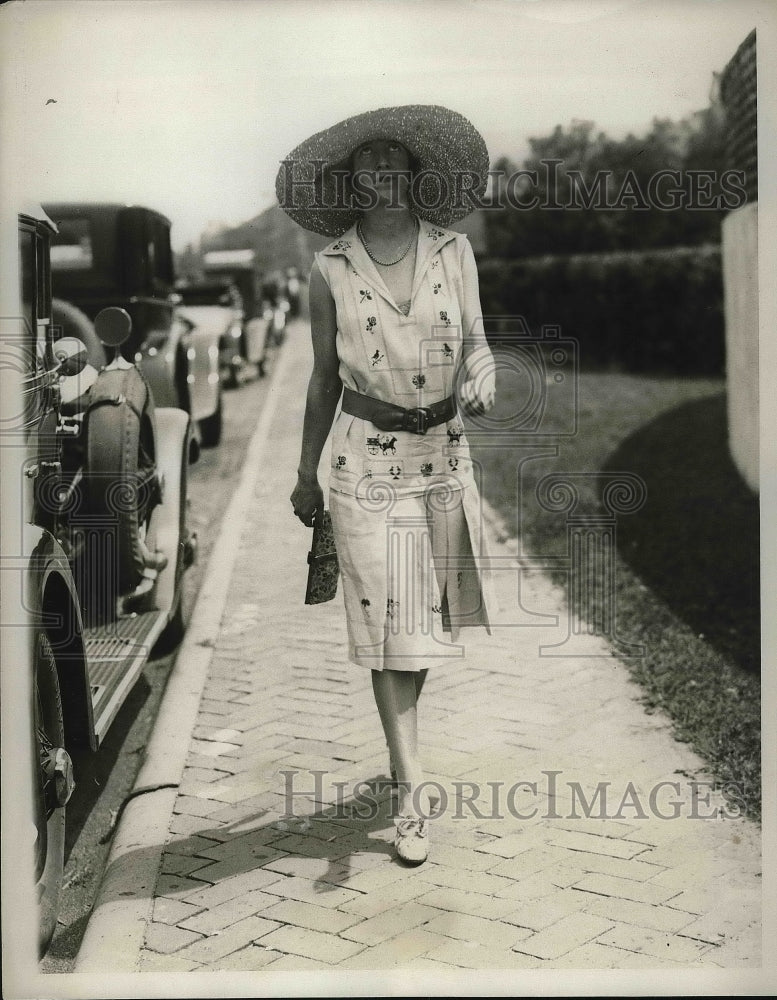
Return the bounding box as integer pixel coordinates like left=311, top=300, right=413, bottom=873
left=25, top=525, right=96, bottom=750
left=138, top=350, right=178, bottom=408
left=244, top=315, right=272, bottom=365
left=138, top=314, right=192, bottom=412
left=148, top=407, right=192, bottom=618
left=175, top=307, right=222, bottom=423
left=189, top=333, right=221, bottom=424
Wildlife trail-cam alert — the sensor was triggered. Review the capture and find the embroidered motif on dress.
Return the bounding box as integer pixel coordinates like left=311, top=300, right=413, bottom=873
left=321, top=225, right=476, bottom=499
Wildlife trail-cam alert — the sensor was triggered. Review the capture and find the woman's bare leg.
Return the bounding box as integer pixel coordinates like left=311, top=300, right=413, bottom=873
left=372, top=669, right=427, bottom=817
left=386, top=667, right=427, bottom=779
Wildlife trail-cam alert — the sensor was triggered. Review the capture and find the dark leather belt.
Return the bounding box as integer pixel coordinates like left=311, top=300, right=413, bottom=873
left=341, top=386, right=456, bottom=435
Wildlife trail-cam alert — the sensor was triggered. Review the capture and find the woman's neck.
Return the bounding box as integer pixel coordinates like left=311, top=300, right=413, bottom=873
left=358, top=206, right=416, bottom=241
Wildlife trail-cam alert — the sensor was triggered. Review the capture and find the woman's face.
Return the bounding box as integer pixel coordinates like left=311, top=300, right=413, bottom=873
left=350, top=139, right=412, bottom=207
left=352, top=139, right=411, bottom=172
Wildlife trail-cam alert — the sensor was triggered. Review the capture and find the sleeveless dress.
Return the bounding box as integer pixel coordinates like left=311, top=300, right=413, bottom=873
left=315, top=220, right=496, bottom=671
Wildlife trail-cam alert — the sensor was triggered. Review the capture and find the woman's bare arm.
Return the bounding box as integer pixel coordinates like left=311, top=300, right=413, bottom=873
left=290, top=261, right=341, bottom=525
left=458, top=239, right=496, bottom=415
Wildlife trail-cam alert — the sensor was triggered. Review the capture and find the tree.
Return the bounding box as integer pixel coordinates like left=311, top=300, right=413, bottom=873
left=486, top=87, right=729, bottom=257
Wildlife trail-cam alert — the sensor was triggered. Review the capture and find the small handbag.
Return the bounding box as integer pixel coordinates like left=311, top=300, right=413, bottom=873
left=304, top=508, right=339, bottom=604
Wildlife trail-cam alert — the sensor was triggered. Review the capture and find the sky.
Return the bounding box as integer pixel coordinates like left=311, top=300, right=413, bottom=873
left=1, top=0, right=774, bottom=250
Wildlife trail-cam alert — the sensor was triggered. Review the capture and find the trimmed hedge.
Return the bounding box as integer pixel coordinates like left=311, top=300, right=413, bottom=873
left=477, top=244, right=724, bottom=374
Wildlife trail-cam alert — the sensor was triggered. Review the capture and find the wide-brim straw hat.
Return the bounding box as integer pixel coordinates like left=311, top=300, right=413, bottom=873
left=275, top=104, right=490, bottom=236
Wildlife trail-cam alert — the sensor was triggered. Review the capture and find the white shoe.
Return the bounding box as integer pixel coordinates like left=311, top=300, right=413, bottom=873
left=394, top=815, right=429, bottom=865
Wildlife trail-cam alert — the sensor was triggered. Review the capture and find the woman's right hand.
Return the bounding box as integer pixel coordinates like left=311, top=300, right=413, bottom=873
left=290, top=476, right=324, bottom=527
left=459, top=373, right=496, bottom=416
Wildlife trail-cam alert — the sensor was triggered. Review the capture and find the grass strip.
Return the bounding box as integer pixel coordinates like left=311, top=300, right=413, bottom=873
left=471, top=358, right=760, bottom=820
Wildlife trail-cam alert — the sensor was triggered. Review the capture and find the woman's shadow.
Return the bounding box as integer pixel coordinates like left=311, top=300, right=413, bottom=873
left=95, top=771, right=400, bottom=910
left=603, top=391, right=759, bottom=676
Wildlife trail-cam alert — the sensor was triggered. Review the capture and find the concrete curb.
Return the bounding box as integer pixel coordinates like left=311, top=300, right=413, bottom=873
left=75, top=334, right=299, bottom=972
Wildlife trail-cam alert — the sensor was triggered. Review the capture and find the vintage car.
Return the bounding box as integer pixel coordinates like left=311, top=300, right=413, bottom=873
left=201, top=249, right=274, bottom=380
left=176, top=279, right=270, bottom=387
left=7, top=207, right=197, bottom=954
left=260, top=267, right=291, bottom=346
left=44, top=202, right=223, bottom=446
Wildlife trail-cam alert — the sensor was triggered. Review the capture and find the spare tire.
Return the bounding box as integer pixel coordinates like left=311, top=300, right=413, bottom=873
left=52, top=298, right=106, bottom=370
left=82, top=366, right=161, bottom=607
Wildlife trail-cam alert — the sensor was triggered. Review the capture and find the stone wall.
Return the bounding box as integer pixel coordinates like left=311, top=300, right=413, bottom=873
left=720, top=30, right=758, bottom=492
left=721, top=202, right=759, bottom=491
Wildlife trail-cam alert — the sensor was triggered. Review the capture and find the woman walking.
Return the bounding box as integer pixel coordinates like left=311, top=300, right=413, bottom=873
left=279, top=105, right=496, bottom=864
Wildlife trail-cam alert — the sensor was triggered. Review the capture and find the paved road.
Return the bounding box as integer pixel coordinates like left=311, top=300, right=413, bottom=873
left=70, top=318, right=763, bottom=988
left=39, top=348, right=281, bottom=973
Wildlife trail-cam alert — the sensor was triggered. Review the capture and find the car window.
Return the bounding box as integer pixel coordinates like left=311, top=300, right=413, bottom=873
left=148, top=215, right=173, bottom=292
left=20, top=228, right=35, bottom=335
left=36, top=232, right=50, bottom=322
left=18, top=226, right=48, bottom=432
left=50, top=218, right=94, bottom=270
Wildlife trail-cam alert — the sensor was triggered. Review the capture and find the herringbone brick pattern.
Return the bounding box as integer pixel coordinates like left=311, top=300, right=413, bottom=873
left=134, top=331, right=761, bottom=973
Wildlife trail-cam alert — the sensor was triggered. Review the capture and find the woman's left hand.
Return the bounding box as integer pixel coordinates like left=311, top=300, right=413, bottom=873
left=290, top=476, right=324, bottom=527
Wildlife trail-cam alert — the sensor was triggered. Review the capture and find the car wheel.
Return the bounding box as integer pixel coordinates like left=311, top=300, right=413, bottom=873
left=34, top=632, right=69, bottom=956
left=199, top=388, right=223, bottom=448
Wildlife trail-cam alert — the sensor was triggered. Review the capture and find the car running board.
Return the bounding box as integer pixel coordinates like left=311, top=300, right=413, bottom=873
left=86, top=609, right=168, bottom=744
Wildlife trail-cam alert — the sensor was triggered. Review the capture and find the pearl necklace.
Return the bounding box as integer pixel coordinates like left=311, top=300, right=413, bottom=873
left=357, top=218, right=418, bottom=267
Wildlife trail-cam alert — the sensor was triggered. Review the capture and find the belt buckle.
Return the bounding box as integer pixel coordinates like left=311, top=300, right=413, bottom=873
left=406, top=406, right=430, bottom=435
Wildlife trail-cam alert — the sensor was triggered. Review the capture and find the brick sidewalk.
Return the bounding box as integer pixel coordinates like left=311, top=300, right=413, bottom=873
left=96, top=325, right=762, bottom=976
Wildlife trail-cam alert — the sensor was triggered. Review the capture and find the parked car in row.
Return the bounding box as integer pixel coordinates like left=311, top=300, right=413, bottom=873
left=201, top=248, right=289, bottom=379
left=202, top=250, right=291, bottom=359
left=10, top=206, right=198, bottom=954
left=201, top=248, right=261, bottom=329
left=260, top=268, right=291, bottom=347
left=44, top=202, right=224, bottom=447
left=176, top=279, right=270, bottom=387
